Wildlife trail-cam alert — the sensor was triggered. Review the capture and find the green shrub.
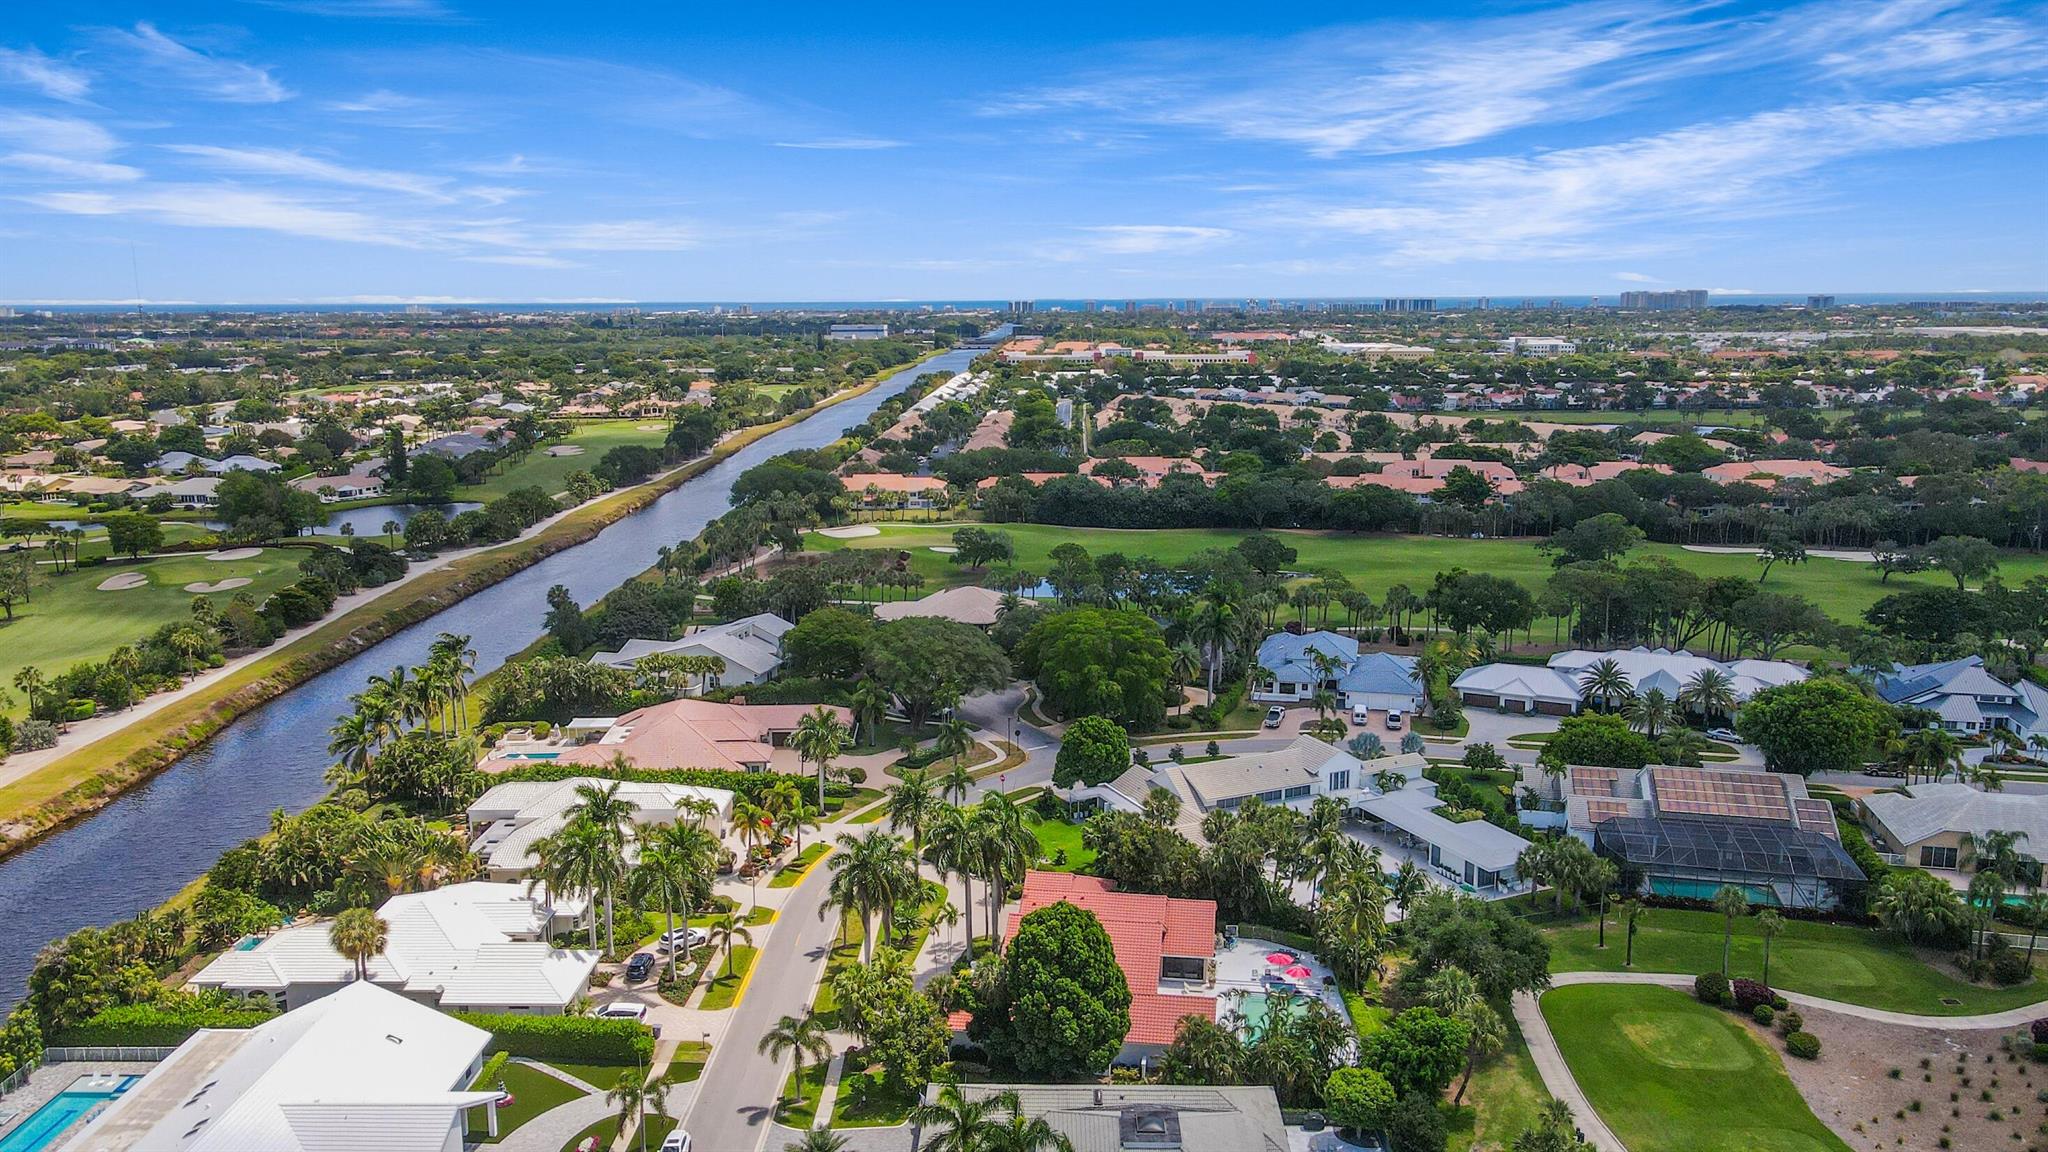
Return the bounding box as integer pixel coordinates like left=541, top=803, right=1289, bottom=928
left=1753, top=1004, right=1775, bottom=1025
left=1779, top=1009, right=1804, bottom=1033
left=476, top=1051, right=510, bottom=1087
left=1384, top=1091, right=1448, bottom=1152
left=1785, top=1031, right=1821, bottom=1060
left=1693, top=971, right=1729, bottom=1006
left=52, top=1002, right=276, bottom=1047
left=451, top=1012, right=654, bottom=1065
left=1324, top=1066, right=1396, bottom=1133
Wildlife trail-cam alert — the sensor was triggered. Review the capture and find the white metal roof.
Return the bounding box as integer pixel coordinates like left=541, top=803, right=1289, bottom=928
left=1359, top=788, right=1530, bottom=872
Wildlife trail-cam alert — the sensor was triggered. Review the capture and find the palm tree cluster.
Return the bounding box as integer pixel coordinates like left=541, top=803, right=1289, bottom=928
left=530, top=780, right=722, bottom=962
left=326, top=632, right=481, bottom=806
left=1160, top=992, right=1356, bottom=1108
left=909, top=1082, right=1074, bottom=1152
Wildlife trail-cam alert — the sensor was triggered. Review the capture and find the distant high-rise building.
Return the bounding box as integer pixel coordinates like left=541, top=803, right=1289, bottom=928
left=1807, top=295, right=1837, bottom=308
left=1184, top=299, right=1201, bottom=314
left=1122, top=300, right=1137, bottom=314
left=1618, top=289, right=1709, bottom=310
left=1383, top=298, right=1437, bottom=313
left=736, top=304, right=752, bottom=316
left=1007, top=300, right=1036, bottom=315
left=1476, top=297, right=1491, bottom=310
left=1085, top=300, right=1099, bottom=312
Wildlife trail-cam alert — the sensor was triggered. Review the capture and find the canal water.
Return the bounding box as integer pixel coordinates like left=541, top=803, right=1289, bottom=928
left=0, top=345, right=985, bottom=1005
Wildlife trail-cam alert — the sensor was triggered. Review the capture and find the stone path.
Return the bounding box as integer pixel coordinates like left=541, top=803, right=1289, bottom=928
left=497, top=1092, right=614, bottom=1152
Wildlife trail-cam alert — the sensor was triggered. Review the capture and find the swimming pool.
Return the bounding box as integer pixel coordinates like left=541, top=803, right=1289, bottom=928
left=495, top=751, right=561, bottom=761
left=0, top=1075, right=140, bottom=1152
left=1235, top=991, right=1310, bottom=1039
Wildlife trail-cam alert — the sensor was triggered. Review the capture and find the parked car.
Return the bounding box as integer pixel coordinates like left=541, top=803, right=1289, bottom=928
left=624, top=952, right=655, bottom=983
left=595, top=1001, right=647, bottom=1023
left=658, top=1130, right=692, bottom=1152
left=1264, top=706, right=1286, bottom=729
left=1707, top=727, right=1740, bottom=742
left=1351, top=706, right=1371, bottom=726
left=655, top=927, right=709, bottom=954
left=1385, top=709, right=1404, bottom=730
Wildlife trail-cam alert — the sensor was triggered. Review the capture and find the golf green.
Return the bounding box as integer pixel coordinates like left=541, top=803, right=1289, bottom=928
left=1542, top=984, right=1849, bottom=1152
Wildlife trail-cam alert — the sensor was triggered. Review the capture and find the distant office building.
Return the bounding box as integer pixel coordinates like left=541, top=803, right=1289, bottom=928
left=1500, top=335, right=1579, bottom=356
left=737, top=303, right=753, bottom=315
left=1807, top=295, right=1836, bottom=308
left=1184, top=299, right=1201, bottom=313
left=1123, top=300, right=1138, bottom=314
left=1383, top=297, right=1437, bottom=313
left=1619, top=289, right=1709, bottom=310
left=1007, top=300, right=1036, bottom=315
left=826, top=323, right=889, bottom=341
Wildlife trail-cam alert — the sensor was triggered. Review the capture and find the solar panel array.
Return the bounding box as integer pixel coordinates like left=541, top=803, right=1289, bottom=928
left=1651, top=767, right=1792, bottom=822
left=1594, top=814, right=1865, bottom=881
left=1583, top=798, right=1635, bottom=826
left=1570, top=766, right=1620, bottom=797
left=1792, top=799, right=1841, bottom=840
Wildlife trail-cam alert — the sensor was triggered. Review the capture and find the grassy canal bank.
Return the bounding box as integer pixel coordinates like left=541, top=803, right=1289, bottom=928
left=0, top=350, right=947, bottom=858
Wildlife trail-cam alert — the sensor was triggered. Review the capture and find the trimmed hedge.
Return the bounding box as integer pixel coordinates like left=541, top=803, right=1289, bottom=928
left=451, top=1011, right=655, bottom=1065
left=489, top=762, right=780, bottom=803
left=52, top=1003, right=277, bottom=1048
left=1693, top=971, right=1729, bottom=1006
left=1785, top=1031, right=1821, bottom=1059
left=1238, top=924, right=1316, bottom=953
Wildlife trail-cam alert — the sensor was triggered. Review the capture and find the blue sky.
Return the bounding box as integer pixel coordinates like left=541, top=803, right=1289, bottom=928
left=0, top=1, right=2042, bottom=303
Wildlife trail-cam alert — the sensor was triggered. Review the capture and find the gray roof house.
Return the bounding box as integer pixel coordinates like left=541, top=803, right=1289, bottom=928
left=1253, top=630, right=1423, bottom=713
left=1869, top=656, right=2048, bottom=736
left=1863, top=782, right=2048, bottom=877
left=920, top=1084, right=1288, bottom=1152
left=590, top=612, right=793, bottom=690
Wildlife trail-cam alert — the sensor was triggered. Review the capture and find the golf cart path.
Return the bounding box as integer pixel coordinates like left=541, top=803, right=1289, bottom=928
left=1514, top=970, right=2048, bottom=1152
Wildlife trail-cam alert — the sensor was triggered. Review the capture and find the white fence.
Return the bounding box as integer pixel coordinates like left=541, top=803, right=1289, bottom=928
left=44, top=1046, right=179, bottom=1064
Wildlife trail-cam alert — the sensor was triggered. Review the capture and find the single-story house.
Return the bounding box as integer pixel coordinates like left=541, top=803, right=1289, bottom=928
left=72, top=980, right=506, bottom=1150
left=1867, top=656, right=2048, bottom=737
left=207, top=454, right=280, bottom=474
left=290, top=467, right=385, bottom=502
left=872, top=584, right=1006, bottom=629
left=189, top=882, right=597, bottom=1013
left=1862, top=782, right=2048, bottom=876
left=482, top=698, right=852, bottom=776
left=1454, top=646, right=1806, bottom=715
left=153, top=475, right=223, bottom=508
left=466, top=776, right=735, bottom=878
left=923, top=1084, right=1287, bottom=1152
left=589, top=612, right=793, bottom=689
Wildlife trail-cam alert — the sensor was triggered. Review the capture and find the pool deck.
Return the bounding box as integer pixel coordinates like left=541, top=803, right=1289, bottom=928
left=0, top=1063, right=155, bottom=1152
left=1214, top=936, right=1351, bottom=1037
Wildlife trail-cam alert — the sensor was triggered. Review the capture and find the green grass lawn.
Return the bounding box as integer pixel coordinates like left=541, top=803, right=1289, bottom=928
left=1546, top=906, right=2047, bottom=1015
left=774, top=1060, right=829, bottom=1128
left=698, top=944, right=757, bottom=1010
left=830, top=1067, right=919, bottom=1127
left=824, top=786, right=884, bottom=819
left=0, top=548, right=301, bottom=719
left=536, top=1060, right=631, bottom=1092
left=665, top=1041, right=712, bottom=1084
left=1541, top=984, right=1849, bottom=1152
left=805, top=523, right=2047, bottom=630
left=466, top=1061, right=585, bottom=1142
left=769, top=842, right=831, bottom=887
left=1445, top=1017, right=1549, bottom=1152
left=557, top=1112, right=675, bottom=1152
left=464, top=419, right=671, bottom=502
left=1026, top=813, right=1096, bottom=873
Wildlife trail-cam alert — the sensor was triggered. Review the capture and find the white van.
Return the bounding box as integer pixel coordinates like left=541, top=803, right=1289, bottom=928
left=1351, top=705, right=1372, bottom=726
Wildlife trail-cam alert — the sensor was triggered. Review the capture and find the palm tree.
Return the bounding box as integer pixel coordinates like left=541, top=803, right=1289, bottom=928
left=628, top=824, right=716, bottom=984
left=1162, top=1016, right=1245, bottom=1084
left=783, top=1128, right=848, bottom=1152
left=1587, top=858, right=1619, bottom=948
left=1618, top=898, right=1645, bottom=966
left=606, top=1068, right=670, bottom=1152
left=983, top=1112, right=1075, bottom=1152
left=1299, top=796, right=1348, bottom=908
left=1577, top=658, right=1633, bottom=714
left=939, top=759, right=975, bottom=806
left=925, top=804, right=978, bottom=952
left=1678, top=667, right=1737, bottom=723
left=1168, top=642, right=1201, bottom=715
left=382, top=518, right=401, bottom=547
left=329, top=907, right=388, bottom=980
left=2024, top=890, right=2048, bottom=965
left=325, top=712, right=379, bottom=786
left=706, top=912, right=755, bottom=979
left=793, top=706, right=851, bottom=812
left=935, top=716, right=975, bottom=767
left=823, top=828, right=920, bottom=962
left=732, top=798, right=776, bottom=905
left=1755, top=908, right=1785, bottom=987
left=910, top=1082, right=1017, bottom=1152
left=529, top=818, right=617, bottom=950
left=566, top=782, right=636, bottom=955
left=887, top=769, right=939, bottom=861
left=760, top=1011, right=833, bottom=1104
left=1655, top=727, right=1711, bottom=767
left=1713, top=885, right=1749, bottom=976
left=1390, top=861, right=1426, bottom=915
left=850, top=681, right=891, bottom=746
left=1623, top=687, right=1675, bottom=739
left=971, top=794, right=1039, bottom=951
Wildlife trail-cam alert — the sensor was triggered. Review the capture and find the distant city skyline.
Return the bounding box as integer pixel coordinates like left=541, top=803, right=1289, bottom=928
left=1, top=1, right=2043, bottom=301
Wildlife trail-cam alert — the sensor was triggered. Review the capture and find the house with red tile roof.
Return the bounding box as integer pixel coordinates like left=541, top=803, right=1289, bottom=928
left=949, top=870, right=1219, bottom=1064
left=482, top=698, right=849, bottom=775
left=1701, top=458, right=1848, bottom=488
left=1539, top=460, right=1673, bottom=486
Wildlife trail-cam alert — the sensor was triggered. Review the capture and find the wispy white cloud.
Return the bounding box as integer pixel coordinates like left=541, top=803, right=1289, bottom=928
left=0, top=153, right=141, bottom=182
left=1037, top=225, right=1233, bottom=261
left=162, top=144, right=468, bottom=203
left=548, top=220, right=703, bottom=251
left=771, top=137, right=905, bottom=151
left=459, top=253, right=577, bottom=268
left=1613, top=271, right=1658, bottom=283
left=0, top=112, right=119, bottom=158
left=26, top=184, right=407, bottom=246
left=245, top=0, right=464, bottom=20
left=326, top=89, right=426, bottom=113
left=1274, top=86, right=2048, bottom=263
left=0, top=47, right=91, bottom=102
left=102, top=23, right=290, bottom=104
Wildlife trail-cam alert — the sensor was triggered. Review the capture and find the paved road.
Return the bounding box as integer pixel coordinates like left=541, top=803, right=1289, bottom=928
left=683, top=850, right=842, bottom=1152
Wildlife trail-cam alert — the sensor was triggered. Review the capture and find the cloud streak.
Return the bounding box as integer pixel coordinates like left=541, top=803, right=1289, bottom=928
left=0, top=46, right=90, bottom=102
left=103, top=23, right=290, bottom=103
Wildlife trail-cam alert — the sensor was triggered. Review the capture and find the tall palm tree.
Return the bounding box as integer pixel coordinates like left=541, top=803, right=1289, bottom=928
left=822, top=828, right=920, bottom=962
left=325, top=712, right=379, bottom=786
left=1755, top=908, right=1785, bottom=987
left=1713, top=885, right=1749, bottom=976
left=1623, top=687, right=1675, bottom=739
left=910, top=1083, right=1017, bottom=1152
left=1678, top=667, right=1737, bottom=723
left=793, top=706, right=851, bottom=811
left=1298, top=796, right=1348, bottom=908
left=1618, top=898, right=1645, bottom=966
left=971, top=794, right=1039, bottom=951
left=887, top=769, right=939, bottom=861
left=759, top=1011, right=833, bottom=1104
left=783, top=1129, right=847, bottom=1152
left=566, top=782, right=637, bottom=955
left=706, top=912, right=755, bottom=979
left=605, top=1069, right=670, bottom=1152
left=1168, top=642, right=1202, bottom=715
left=983, top=1112, right=1075, bottom=1152
left=850, top=681, right=891, bottom=747
left=329, top=908, right=388, bottom=980
left=1390, top=861, right=1426, bottom=915
left=939, top=760, right=975, bottom=806
left=529, top=818, right=617, bottom=950
left=1578, top=659, right=1633, bottom=714
left=925, top=804, right=978, bottom=952
left=628, top=824, right=716, bottom=983
left=935, top=717, right=974, bottom=766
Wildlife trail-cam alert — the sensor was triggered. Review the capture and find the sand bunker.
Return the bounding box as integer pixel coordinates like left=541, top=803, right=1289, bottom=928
left=206, top=547, right=262, bottom=561
left=637, top=424, right=664, bottom=431
left=184, top=577, right=253, bottom=594
left=928, top=545, right=959, bottom=554
left=1682, top=544, right=1875, bottom=562
left=546, top=445, right=585, bottom=457
left=817, top=525, right=880, bottom=539
left=98, top=572, right=148, bottom=591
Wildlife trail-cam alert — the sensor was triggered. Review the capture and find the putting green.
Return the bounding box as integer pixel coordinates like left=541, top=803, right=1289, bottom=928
left=1617, top=1009, right=1755, bottom=1071
left=1770, top=943, right=1877, bottom=988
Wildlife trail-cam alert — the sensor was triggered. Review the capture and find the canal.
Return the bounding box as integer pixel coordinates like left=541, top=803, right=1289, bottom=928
left=0, top=345, right=986, bottom=1005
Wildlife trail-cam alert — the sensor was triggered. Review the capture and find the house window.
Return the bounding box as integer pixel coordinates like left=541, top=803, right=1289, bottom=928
left=1258, top=789, right=1286, bottom=803
left=1327, top=770, right=1351, bottom=792
left=1217, top=795, right=1242, bottom=810
left=1920, top=845, right=1959, bottom=869
left=1283, top=785, right=1312, bottom=800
